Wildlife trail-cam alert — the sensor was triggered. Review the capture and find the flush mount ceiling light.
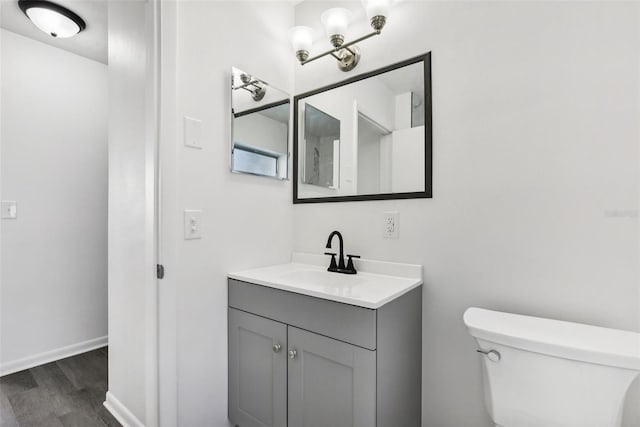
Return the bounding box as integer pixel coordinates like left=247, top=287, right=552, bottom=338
left=18, top=0, right=86, bottom=38
left=289, top=0, right=392, bottom=72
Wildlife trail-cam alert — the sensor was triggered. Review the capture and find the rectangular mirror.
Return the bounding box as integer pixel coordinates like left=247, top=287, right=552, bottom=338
left=231, top=67, right=290, bottom=180
left=293, top=53, right=432, bottom=203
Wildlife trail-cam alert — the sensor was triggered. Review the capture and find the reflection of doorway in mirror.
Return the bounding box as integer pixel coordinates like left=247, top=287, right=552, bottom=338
left=355, top=88, right=426, bottom=196
left=357, top=112, right=390, bottom=195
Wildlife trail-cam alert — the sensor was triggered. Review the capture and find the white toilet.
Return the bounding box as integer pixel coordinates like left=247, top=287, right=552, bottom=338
left=463, top=307, right=640, bottom=427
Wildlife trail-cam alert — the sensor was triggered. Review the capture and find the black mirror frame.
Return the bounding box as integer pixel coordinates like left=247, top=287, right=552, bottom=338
left=293, top=52, right=432, bottom=204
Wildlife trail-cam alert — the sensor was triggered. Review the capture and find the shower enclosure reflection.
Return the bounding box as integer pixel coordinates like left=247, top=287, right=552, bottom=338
left=303, top=104, right=340, bottom=189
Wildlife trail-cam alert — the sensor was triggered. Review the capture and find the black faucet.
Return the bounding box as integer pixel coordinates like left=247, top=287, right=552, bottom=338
left=324, top=230, right=360, bottom=274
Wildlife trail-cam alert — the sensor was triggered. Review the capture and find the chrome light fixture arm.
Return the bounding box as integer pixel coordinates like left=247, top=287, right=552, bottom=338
left=233, top=80, right=264, bottom=91
left=289, top=1, right=392, bottom=73
left=299, top=28, right=381, bottom=67
left=232, top=74, right=267, bottom=102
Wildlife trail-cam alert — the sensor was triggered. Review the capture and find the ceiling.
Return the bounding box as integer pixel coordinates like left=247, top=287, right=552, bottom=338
left=0, top=0, right=108, bottom=64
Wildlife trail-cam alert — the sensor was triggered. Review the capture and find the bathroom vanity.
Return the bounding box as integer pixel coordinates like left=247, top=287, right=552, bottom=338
left=227, top=253, right=423, bottom=427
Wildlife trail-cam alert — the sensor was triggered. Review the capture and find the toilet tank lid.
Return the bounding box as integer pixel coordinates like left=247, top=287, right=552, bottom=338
left=463, top=307, right=640, bottom=371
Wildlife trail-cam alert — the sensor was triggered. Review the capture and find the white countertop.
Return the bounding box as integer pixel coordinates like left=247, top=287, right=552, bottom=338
left=228, top=253, right=423, bottom=309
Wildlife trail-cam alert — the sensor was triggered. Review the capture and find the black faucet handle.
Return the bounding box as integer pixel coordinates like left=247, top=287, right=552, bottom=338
left=345, top=254, right=361, bottom=274
left=324, top=252, right=338, bottom=271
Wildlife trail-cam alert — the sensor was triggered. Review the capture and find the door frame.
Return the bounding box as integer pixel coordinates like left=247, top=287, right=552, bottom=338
left=156, top=0, right=178, bottom=425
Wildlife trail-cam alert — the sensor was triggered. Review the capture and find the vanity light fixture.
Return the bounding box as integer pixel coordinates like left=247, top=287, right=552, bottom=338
left=18, top=0, right=86, bottom=38
left=233, top=73, right=267, bottom=102
left=288, top=0, right=392, bottom=72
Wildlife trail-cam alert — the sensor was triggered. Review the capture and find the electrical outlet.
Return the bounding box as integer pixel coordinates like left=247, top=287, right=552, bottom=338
left=383, top=211, right=399, bottom=238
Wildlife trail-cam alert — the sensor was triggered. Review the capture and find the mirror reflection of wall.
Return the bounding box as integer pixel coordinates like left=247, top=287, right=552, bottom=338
left=303, top=104, right=340, bottom=189
left=231, top=67, right=290, bottom=180
left=294, top=54, right=432, bottom=203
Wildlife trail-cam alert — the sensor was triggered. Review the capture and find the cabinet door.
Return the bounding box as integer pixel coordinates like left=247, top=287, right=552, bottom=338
left=287, top=326, right=376, bottom=427
left=229, top=308, right=287, bottom=427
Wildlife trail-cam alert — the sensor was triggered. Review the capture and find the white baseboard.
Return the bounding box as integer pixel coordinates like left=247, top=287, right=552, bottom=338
left=104, top=391, right=145, bottom=427
left=0, top=335, right=108, bottom=377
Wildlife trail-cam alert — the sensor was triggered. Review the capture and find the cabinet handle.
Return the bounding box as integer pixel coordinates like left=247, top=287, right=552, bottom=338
left=272, top=344, right=281, bottom=353
left=288, top=349, right=297, bottom=359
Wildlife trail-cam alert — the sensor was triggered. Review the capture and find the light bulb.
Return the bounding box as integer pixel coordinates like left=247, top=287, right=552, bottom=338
left=288, top=26, right=313, bottom=62
left=362, top=0, right=392, bottom=31
left=362, top=0, right=392, bottom=19
left=320, top=8, right=352, bottom=47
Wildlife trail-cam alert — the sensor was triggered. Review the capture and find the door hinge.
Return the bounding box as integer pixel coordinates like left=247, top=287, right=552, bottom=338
left=157, top=264, right=165, bottom=279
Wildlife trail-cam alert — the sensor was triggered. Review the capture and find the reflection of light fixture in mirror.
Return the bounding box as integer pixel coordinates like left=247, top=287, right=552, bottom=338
left=19, top=0, right=86, bottom=38
left=233, top=73, right=267, bottom=102
left=288, top=0, right=392, bottom=72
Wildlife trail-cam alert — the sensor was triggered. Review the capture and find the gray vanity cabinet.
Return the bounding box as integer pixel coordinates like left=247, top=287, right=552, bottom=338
left=287, top=326, right=376, bottom=427
left=228, top=309, right=287, bottom=427
left=228, top=278, right=422, bottom=427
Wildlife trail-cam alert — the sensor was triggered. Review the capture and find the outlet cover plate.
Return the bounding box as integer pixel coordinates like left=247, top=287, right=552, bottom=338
left=383, top=211, right=399, bottom=238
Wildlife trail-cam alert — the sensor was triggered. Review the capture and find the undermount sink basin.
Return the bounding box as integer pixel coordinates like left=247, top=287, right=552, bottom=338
left=278, top=269, right=366, bottom=289
left=228, top=252, right=423, bottom=309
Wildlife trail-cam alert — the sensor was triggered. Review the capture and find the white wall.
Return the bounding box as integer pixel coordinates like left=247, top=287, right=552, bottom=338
left=293, top=2, right=640, bottom=426
left=107, top=1, right=157, bottom=424
left=0, top=29, right=108, bottom=373
left=163, top=2, right=294, bottom=425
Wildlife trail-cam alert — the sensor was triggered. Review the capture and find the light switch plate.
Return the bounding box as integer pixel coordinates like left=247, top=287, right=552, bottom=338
left=184, top=116, right=203, bottom=149
left=184, top=210, right=203, bottom=240
left=1, top=200, right=17, bottom=219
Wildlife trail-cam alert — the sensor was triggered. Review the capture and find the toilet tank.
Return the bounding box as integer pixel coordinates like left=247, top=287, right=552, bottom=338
left=464, top=308, right=640, bottom=427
